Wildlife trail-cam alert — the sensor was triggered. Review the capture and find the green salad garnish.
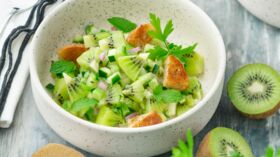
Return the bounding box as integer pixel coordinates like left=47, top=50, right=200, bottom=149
left=46, top=14, right=204, bottom=127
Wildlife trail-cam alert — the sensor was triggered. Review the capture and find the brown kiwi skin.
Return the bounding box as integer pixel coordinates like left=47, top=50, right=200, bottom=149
left=196, top=131, right=212, bottom=157
left=234, top=101, right=280, bottom=119
left=32, top=143, right=84, bottom=157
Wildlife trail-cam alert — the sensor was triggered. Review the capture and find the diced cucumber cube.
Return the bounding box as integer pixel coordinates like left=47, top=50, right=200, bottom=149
left=99, top=67, right=111, bottom=78
left=83, top=35, right=97, bottom=48
left=152, top=64, right=159, bottom=74
left=167, top=103, right=177, bottom=117
left=108, top=49, right=117, bottom=62
left=107, top=72, right=121, bottom=84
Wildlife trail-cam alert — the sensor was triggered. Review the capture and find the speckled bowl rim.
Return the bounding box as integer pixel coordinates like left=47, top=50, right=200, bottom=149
left=30, top=0, right=226, bottom=133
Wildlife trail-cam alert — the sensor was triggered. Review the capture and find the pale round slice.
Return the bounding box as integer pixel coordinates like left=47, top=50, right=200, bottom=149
left=197, top=127, right=253, bottom=157
left=227, top=63, right=280, bottom=119
left=32, top=143, right=84, bottom=157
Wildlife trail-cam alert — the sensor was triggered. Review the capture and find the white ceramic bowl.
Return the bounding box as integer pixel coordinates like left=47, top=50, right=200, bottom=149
left=238, top=0, right=280, bottom=28
left=30, top=0, right=226, bottom=156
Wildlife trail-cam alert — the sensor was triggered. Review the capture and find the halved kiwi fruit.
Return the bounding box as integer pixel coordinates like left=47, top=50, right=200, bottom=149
left=196, top=127, right=253, bottom=157
left=227, top=63, right=280, bottom=119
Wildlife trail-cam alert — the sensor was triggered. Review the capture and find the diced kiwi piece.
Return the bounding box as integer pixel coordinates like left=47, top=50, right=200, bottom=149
left=53, top=78, right=69, bottom=104
left=95, top=105, right=124, bottom=126
left=88, top=88, right=106, bottom=101
left=135, top=72, right=154, bottom=85
left=197, top=127, right=253, bottom=157
left=183, top=77, right=203, bottom=99
left=146, top=100, right=168, bottom=114
left=99, top=37, right=114, bottom=51
left=83, top=35, right=97, bottom=48
left=76, top=47, right=100, bottom=72
left=108, top=63, right=119, bottom=73
left=148, top=78, right=159, bottom=90
left=72, top=35, right=84, bottom=44
left=227, top=63, right=280, bottom=119
left=86, top=73, right=98, bottom=89
left=121, top=98, right=140, bottom=112
left=95, top=31, right=111, bottom=41
left=63, top=73, right=89, bottom=102
left=107, top=72, right=121, bottom=84
left=112, top=31, right=126, bottom=48
left=123, top=81, right=145, bottom=103
left=117, top=55, right=144, bottom=81
left=176, top=95, right=195, bottom=116
left=185, top=52, right=204, bottom=76
left=119, top=72, right=131, bottom=88
left=106, top=84, right=123, bottom=105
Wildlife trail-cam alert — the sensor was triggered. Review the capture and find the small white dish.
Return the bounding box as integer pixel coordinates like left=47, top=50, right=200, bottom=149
left=238, top=0, right=280, bottom=28
left=29, top=0, right=226, bottom=156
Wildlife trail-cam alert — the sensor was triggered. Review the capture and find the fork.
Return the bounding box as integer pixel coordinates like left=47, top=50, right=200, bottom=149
left=0, top=1, right=40, bottom=39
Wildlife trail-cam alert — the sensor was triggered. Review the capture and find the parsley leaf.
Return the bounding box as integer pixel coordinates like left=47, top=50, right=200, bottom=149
left=148, top=46, right=168, bottom=60
left=107, top=17, right=137, bottom=33
left=147, top=13, right=197, bottom=63
left=172, top=129, right=194, bottom=157
left=50, top=60, right=77, bottom=77
left=153, top=85, right=183, bottom=103
left=168, top=43, right=197, bottom=64
left=71, top=98, right=98, bottom=117
left=148, top=13, right=173, bottom=42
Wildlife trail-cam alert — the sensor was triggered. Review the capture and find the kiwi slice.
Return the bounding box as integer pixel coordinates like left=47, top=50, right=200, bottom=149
left=106, top=84, right=123, bottom=105
left=53, top=78, right=69, bottom=104
left=117, top=55, right=144, bottom=81
left=227, top=64, right=280, bottom=119
left=122, top=81, right=145, bottom=103
left=197, top=127, right=253, bottom=157
left=63, top=73, right=89, bottom=102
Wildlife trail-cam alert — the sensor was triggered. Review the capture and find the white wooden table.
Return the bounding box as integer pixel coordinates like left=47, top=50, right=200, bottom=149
left=0, top=0, right=279, bottom=156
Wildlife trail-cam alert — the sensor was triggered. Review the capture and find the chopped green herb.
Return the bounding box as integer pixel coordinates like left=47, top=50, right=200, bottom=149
left=45, top=83, right=54, bottom=92
left=50, top=60, right=77, bottom=77
left=148, top=13, right=197, bottom=64
left=71, top=98, right=98, bottom=117
left=153, top=85, right=183, bottom=103
left=112, top=103, right=131, bottom=117
left=107, top=17, right=137, bottom=33
left=148, top=13, right=173, bottom=42
left=168, top=43, right=197, bottom=64
left=148, top=46, right=168, bottom=60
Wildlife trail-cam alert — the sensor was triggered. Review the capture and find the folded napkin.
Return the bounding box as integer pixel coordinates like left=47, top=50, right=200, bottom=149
left=0, top=0, right=60, bottom=128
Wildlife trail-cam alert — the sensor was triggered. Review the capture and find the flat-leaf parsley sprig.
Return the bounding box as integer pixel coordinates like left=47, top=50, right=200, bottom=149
left=147, top=13, right=197, bottom=65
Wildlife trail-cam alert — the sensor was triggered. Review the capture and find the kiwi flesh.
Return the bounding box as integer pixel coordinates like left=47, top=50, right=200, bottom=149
left=227, top=64, right=280, bottom=119
left=196, top=127, right=253, bottom=157
left=117, top=55, right=144, bottom=81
